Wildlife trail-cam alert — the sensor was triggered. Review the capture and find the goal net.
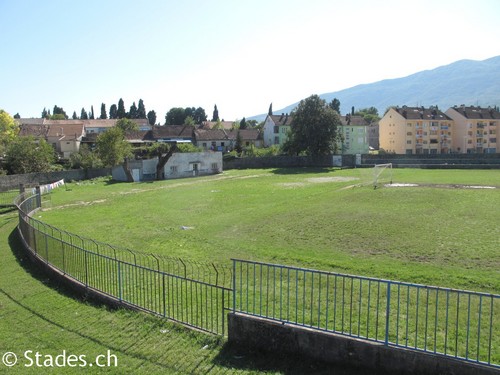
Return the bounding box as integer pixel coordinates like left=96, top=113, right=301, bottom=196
left=373, top=163, right=393, bottom=189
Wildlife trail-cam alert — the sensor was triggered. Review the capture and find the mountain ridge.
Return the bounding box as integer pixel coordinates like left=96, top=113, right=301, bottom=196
left=249, top=56, right=500, bottom=121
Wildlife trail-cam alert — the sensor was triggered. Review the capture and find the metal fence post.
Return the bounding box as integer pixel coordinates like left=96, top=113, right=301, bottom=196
left=385, top=281, right=391, bottom=346
left=35, top=186, right=42, bottom=208
left=232, top=260, right=236, bottom=313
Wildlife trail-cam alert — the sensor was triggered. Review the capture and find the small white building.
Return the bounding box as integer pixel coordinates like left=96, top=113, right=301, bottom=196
left=112, top=151, right=223, bottom=182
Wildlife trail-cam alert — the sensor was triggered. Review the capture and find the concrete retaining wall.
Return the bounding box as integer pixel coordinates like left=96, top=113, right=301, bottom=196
left=228, top=313, right=497, bottom=375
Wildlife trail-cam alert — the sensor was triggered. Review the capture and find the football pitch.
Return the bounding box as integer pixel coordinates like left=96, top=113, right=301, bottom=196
left=40, top=167, right=500, bottom=294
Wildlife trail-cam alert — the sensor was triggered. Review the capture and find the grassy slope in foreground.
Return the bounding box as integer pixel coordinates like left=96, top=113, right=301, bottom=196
left=40, top=168, right=500, bottom=293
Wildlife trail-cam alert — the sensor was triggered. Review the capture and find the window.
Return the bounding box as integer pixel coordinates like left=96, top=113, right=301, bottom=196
left=211, top=163, right=218, bottom=169
left=170, top=166, right=178, bottom=173
left=202, top=143, right=207, bottom=148
left=489, top=138, right=496, bottom=143
left=221, top=142, right=225, bottom=147
left=282, top=128, right=287, bottom=133
left=406, top=140, right=412, bottom=144
left=430, top=139, right=438, bottom=144
left=407, top=132, right=412, bottom=136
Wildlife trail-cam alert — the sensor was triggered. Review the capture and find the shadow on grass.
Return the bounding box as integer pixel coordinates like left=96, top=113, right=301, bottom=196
left=7, top=228, right=115, bottom=310
left=271, top=167, right=337, bottom=175
left=213, top=341, right=367, bottom=375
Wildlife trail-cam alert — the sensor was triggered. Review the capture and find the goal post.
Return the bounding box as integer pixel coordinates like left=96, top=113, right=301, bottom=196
left=373, top=163, right=393, bottom=189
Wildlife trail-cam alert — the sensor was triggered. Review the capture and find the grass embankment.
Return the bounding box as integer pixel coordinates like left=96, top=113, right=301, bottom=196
left=0, top=212, right=359, bottom=374
left=40, top=168, right=500, bottom=293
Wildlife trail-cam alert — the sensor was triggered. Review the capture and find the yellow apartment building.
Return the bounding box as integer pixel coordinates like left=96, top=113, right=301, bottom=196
left=445, top=106, right=498, bottom=154
left=379, top=106, right=453, bottom=154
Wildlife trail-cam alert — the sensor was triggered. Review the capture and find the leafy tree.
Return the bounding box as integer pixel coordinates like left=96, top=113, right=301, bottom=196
left=100, top=103, right=107, bottom=119
left=354, top=107, right=380, bottom=123
left=68, top=144, right=103, bottom=169
left=184, top=116, right=195, bottom=126
left=165, top=107, right=185, bottom=125
left=193, top=107, right=207, bottom=124
left=109, top=104, right=118, bottom=119
left=89, top=105, right=95, bottom=119
left=117, top=98, right=126, bottom=119
left=96, top=127, right=132, bottom=167
left=53, top=105, right=68, bottom=119
left=128, top=102, right=138, bottom=119
left=268, top=103, right=273, bottom=116
left=50, top=114, right=66, bottom=120
left=42, top=108, right=48, bottom=119
left=137, top=99, right=146, bottom=119
left=5, top=136, right=56, bottom=174
left=0, top=110, right=19, bottom=153
left=212, top=104, right=219, bottom=121
left=72, top=111, right=78, bottom=119
left=80, top=108, right=88, bottom=120
left=147, top=110, right=156, bottom=126
left=328, top=98, right=341, bottom=114
left=283, top=94, right=341, bottom=156
left=13, top=113, right=20, bottom=119
left=116, top=118, right=139, bottom=133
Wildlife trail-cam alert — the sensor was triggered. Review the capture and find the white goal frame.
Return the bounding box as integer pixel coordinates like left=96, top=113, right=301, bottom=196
left=373, top=163, right=393, bottom=188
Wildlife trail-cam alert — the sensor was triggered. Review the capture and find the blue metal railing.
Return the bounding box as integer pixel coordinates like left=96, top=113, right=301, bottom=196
left=232, top=259, right=499, bottom=368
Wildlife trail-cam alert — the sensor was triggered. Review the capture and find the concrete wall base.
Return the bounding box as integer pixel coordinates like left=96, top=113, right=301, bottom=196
left=228, top=313, right=497, bottom=375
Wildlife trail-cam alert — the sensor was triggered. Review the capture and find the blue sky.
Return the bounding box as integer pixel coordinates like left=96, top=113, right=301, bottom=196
left=1, top=0, right=499, bottom=121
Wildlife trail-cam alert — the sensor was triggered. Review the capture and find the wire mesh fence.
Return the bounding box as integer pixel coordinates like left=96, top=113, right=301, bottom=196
left=232, top=259, right=499, bottom=368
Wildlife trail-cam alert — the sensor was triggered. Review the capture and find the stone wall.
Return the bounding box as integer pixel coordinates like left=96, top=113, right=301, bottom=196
left=0, top=168, right=111, bottom=190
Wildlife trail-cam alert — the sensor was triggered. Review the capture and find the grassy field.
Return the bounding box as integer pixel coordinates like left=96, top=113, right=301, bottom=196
left=0, top=210, right=363, bottom=374
left=39, top=168, right=500, bottom=293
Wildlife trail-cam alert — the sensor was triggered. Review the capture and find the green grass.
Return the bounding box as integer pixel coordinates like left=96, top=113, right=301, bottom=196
left=0, top=211, right=362, bottom=374
left=40, top=168, right=500, bottom=293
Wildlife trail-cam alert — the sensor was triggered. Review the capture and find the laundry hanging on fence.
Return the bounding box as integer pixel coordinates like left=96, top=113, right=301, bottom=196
left=31, top=179, right=65, bottom=195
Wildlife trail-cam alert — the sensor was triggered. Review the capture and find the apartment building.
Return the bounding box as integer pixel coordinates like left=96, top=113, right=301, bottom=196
left=379, top=106, right=453, bottom=154
left=338, top=115, right=369, bottom=154
left=445, top=106, right=498, bottom=154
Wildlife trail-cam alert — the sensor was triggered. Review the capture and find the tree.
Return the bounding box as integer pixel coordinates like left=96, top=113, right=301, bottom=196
left=42, top=108, right=48, bottom=119
left=165, top=107, right=185, bottom=125
left=116, top=118, right=139, bottom=133
left=117, top=98, right=126, bottom=119
left=68, top=144, right=103, bottom=169
left=268, top=103, right=273, bottom=116
left=212, top=104, right=219, bottom=121
left=0, top=110, right=19, bottom=153
left=154, top=143, right=178, bottom=180
left=239, top=117, right=247, bottom=130
left=128, top=102, right=138, bottom=119
left=109, top=104, right=118, bottom=119
left=354, top=107, right=380, bottom=123
left=52, top=105, right=68, bottom=119
left=328, top=98, right=341, bottom=114
left=137, top=99, right=146, bottom=119
left=13, top=113, right=20, bottom=119
left=72, top=111, right=78, bottom=119
left=235, top=130, right=243, bottom=154
left=193, top=107, right=207, bottom=124
left=5, top=136, right=56, bottom=174
left=283, top=94, right=342, bottom=156
left=95, top=127, right=132, bottom=168
left=147, top=110, right=156, bottom=126
left=80, top=108, right=88, bottom=120
left=89, top=105, right=95, bottom=119
left=100, top=103, right=107, bottom=119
